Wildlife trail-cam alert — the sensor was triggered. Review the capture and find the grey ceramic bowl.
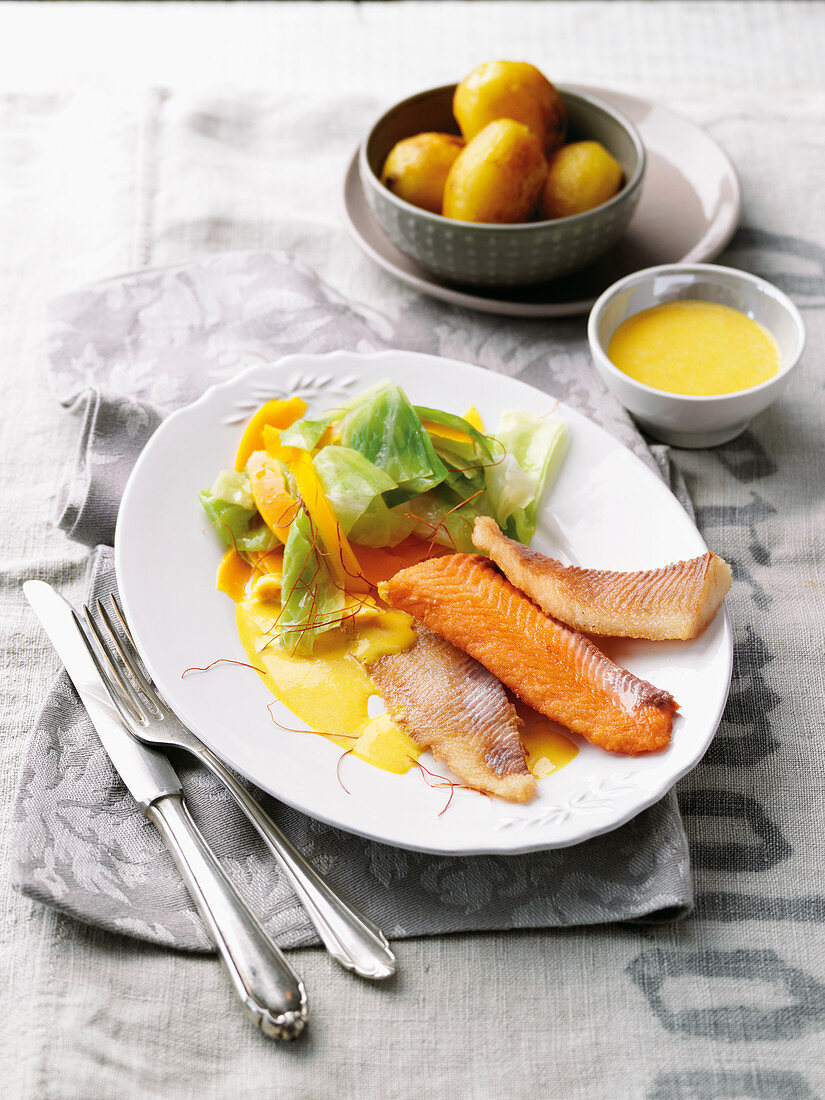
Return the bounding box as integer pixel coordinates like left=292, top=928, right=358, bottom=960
left=359, top=84, right=646, bottom=288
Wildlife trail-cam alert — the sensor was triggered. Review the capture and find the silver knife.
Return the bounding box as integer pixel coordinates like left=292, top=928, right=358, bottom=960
left=24, top=580, right=308, bottom=1041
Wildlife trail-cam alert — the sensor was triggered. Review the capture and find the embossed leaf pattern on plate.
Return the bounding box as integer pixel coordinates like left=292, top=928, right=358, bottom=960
left=496, top=772, right=641, bottom=830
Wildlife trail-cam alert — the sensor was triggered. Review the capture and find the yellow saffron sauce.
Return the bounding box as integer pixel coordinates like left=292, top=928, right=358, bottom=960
left=235, top=596, right=422, bottom=774
left=219, top=545, right=578, bottom=786
left=517, top=704, right=579, bottom=777
left=607, top=300, right=780, bottom=396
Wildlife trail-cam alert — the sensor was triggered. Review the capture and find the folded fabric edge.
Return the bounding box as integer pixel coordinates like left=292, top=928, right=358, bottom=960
left=54, top=389, right=163, bottom=547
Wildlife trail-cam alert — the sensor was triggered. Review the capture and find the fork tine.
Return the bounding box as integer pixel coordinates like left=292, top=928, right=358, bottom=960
left=82, top=604, right=149, bottom=726
left=73, top=608, right=146, bottom=727
left=110, top=595, right=167, bottom=709
left=110, top=594, right=138, bottom=647
left=97, top=597, right=164, bottom=716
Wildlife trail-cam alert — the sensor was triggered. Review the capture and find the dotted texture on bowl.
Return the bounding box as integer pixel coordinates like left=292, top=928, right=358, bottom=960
left=364, top=168, right=643, bottom=288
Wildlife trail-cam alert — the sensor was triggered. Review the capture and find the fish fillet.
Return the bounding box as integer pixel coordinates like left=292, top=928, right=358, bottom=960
left=473, top=516, right=731, bottom=641
left=383, top=555, right=677, bottom=756
left=368, top=623, right=536, bottom=803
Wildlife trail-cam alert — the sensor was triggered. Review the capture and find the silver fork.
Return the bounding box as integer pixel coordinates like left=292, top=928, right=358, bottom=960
left=82, top=594, right=396, bottom=981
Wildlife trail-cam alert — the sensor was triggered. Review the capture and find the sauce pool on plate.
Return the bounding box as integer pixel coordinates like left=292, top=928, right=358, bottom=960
left=607, top=299, right=780, bottom=396
left=235, top=593, right=423, bottom=775
left=221, top=548, right=579, bottom=784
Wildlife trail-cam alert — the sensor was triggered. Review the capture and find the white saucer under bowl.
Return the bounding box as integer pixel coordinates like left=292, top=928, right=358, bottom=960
left=342, top=86, right=741, bottom=319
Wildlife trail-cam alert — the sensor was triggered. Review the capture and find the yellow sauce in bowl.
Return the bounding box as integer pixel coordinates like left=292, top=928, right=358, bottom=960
left=607, top=300, right=780, bottom=396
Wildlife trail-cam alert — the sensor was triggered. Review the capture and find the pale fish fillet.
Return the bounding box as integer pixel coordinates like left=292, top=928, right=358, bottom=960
left=383, top=555, right=677, bottom=756
left=368, top=623, right=536, bottom=803
left=473, top=516, right=731, bottom=641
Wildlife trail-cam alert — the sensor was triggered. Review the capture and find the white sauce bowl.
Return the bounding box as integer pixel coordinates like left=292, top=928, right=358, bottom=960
left=587, top=263, right=805, bottom=447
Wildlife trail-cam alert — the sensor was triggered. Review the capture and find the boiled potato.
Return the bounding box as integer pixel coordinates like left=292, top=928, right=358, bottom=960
left=380, top=132, right=465, bottom=214
left=443, top=119, right=548, bottom=224
left=453, top=61, right=566, bottom=156
left=540, top=141, right=623, bottom=219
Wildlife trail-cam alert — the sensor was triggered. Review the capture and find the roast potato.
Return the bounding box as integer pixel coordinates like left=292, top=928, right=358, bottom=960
left=443, top=119, right=548, bottom=224
left=541, top=141, right=623, bottom=219
left=453, top=61, right=566, bottom=156
left=380, top=133, right=465, bottom=214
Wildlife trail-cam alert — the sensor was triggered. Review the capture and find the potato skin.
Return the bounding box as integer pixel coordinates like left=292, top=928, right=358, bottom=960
left=380, top=133, right=465, bottom=214
left=540, top=141, right=623, bottom=219
left=454, top=61, right=566, bottom=156
left=442, top=119, right=549, bottom=224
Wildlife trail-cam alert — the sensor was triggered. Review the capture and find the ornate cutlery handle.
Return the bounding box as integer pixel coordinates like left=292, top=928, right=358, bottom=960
left=146, top=792, right=308, bottom=1040
left=194, top=745, right=396, bottom=981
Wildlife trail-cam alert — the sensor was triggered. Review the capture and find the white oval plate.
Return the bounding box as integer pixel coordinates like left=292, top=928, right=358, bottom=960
left=116, top=351, right=732, bottom=855
left=342, top=85, right=742, bottom=318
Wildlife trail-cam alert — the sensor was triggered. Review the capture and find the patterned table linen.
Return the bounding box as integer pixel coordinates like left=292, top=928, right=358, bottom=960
left=2, top=2, right=824, bottom=1094
left=11, top=250, right=694, bottom=949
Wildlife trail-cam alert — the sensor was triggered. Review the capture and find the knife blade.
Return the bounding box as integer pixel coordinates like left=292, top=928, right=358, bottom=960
left=24, top=580, right=181, bottom=809
left=23, top=579, right=309, bottom=1040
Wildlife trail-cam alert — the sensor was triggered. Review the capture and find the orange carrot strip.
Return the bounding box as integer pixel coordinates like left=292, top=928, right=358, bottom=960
left=246, top=451, right=298, bottom=544
left=263, top=426, right=369, bottom=593
left=234, top=397, right=307, bottom=472
left=216, top=548, right=254, bottom=602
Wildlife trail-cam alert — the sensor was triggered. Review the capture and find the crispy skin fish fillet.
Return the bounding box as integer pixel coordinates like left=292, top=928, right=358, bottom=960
left=368, top=623, right=536, bottom=802
left=473, top=516, right=731, bottom=641
left=383, top=555, right=677, bottom=756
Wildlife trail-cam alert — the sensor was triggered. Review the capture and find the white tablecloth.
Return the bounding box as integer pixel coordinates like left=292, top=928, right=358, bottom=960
left=1, top=3, right=824, bottom=1097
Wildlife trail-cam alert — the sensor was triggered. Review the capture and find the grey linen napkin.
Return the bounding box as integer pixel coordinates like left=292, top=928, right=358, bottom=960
left=12, top=250, right=693, bottom=951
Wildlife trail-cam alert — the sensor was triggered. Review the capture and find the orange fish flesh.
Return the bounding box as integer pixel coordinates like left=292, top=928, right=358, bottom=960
left=382, top=554, right=677, bottom=756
